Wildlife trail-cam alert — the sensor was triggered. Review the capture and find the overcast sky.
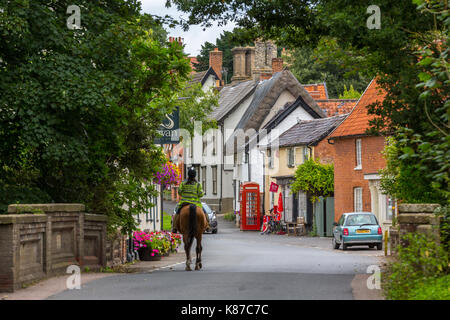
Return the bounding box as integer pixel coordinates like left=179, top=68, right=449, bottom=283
left=140, top=0, right=236, bottom=56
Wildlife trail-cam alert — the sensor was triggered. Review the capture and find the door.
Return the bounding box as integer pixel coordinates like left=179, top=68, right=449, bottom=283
left=292, top=192, right=299, bottom=222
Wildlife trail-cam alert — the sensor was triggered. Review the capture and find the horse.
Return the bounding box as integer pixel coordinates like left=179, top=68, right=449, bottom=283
left=174, top=204, right=208, bottom=271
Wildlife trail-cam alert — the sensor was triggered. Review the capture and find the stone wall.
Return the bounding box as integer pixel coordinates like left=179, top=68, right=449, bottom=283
left=0, top=204, right=108, bottom=292
left=389, top=203, right=442, bottom=253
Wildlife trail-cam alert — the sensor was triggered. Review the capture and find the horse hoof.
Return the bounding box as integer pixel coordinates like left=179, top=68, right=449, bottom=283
left=185, top=266, right=192, bottom=271
left=195, top=266, right=200, bottom=270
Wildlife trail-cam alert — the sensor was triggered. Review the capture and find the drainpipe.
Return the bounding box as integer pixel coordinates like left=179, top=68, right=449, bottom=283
left=259, top=149, right=266, bottom=216
left=220, top=124, right=224, bottom=213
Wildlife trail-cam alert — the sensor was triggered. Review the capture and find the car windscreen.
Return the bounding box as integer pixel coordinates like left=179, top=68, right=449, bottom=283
left=345, top=214, right=377, bottom=226
left=202, top=204, right=212, bottom=215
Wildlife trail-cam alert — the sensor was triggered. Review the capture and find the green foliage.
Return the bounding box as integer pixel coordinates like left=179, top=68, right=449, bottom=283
left=291, top=159, right=334, bottom=203
left=338, top=85, right=361, bottom=99
left=223, top=212, right=235, bottom=222
left=0, top=1, right=191, bottom=235
left=179, top=82, right=218, bottom=136
left=383, top=228, right=449, bottom=300
left=286, top=46, right=369, bottom=99
left=408, top=275, right=450, bottom=300
left=380, top=135, right=447, bottom=204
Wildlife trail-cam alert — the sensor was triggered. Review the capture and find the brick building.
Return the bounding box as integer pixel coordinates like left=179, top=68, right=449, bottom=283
left=328, top=79, right=395, bottom=232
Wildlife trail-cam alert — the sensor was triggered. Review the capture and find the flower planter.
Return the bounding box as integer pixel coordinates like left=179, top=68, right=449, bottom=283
left=138, top=247, right=162, bottom=261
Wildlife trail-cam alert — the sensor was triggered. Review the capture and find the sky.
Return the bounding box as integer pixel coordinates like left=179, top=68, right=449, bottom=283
left=140, top=0, right=236, bottom=56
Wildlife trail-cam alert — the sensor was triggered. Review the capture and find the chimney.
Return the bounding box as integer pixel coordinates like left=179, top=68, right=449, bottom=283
left=169, top=37, right=183, bottom=46
left=209, top=48, right=223, bottom=80
left=272, top=58, right=283, bottom=74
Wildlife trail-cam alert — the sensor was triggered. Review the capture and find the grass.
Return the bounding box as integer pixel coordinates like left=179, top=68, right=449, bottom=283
left=162, top=211, right=172, bottom=231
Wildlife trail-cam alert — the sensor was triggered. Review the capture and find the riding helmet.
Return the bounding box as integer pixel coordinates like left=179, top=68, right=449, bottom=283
left=187, top=166, right=197, bottom=178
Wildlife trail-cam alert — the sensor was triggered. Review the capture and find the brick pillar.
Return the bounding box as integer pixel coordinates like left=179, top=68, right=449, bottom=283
left=272, top=58, right=283, bottom=73
left=209, top=48, right=223, bottom=80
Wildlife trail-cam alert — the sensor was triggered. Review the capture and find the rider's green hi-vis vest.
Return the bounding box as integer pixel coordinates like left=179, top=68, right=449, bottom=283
left=178, top=181, right=204, bottom=207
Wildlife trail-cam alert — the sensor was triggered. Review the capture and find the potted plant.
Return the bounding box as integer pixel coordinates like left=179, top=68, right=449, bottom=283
left=169, top=232, right=182, bottom=253
left=133, top=231, right=170, bottom=261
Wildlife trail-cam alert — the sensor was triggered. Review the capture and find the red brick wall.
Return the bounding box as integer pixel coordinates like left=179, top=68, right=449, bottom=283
left=272, top=58, right=283, bottom=73
left=333, top=135, right=386, bottom=222
left=314, top=139, right=335, bottom=165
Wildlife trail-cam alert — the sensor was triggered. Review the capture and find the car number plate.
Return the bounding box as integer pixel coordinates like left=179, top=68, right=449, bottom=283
left=356, top=229, right=370, bottom=234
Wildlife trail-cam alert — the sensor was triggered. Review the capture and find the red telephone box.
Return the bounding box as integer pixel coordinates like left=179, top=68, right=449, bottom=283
left=240, top=182, right=261, bottom=231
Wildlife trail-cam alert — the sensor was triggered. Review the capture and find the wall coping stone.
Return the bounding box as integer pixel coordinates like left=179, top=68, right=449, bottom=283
left=0, top=214, right=47, bottom=224
left=85, top=213, right=108, bottom=222
left=398, top=203, right=440, bottom=214
left=8, top=203, right=85, bottom=214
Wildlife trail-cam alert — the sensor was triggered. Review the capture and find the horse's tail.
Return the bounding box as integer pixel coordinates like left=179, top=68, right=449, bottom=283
left=188, top=204, right=197, bottom=239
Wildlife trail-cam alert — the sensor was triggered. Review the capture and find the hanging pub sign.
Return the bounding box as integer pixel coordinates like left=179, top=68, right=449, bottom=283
left=155, top=107, right=180, bottom=144
left=269, top=182, right=279, bottom=193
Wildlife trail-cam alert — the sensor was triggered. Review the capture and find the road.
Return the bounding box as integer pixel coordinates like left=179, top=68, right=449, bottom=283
left=48, top=214, right=383, bottom=300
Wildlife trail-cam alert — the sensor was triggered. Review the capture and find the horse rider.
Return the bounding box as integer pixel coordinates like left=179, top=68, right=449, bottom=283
left=172, top=167, right=210, bottom=233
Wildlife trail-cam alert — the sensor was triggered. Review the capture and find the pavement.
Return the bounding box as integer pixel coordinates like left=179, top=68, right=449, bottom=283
left=3, top=212, right=385, bottom=300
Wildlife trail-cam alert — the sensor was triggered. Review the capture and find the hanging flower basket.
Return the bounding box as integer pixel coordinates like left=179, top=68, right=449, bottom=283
left=154, top=161, right=182, bottom=188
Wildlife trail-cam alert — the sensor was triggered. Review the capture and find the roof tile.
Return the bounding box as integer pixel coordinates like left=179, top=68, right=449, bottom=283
left=330, top=79, right=386, bottom=138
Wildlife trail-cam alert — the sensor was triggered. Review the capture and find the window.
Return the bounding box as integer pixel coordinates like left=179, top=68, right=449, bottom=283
left=201, top=166, right=206, bottom=194
left=337, top=215, right=345, bottom=226
left=354, top=187, right=363, bottom=212
left=268, top=149, right=274, bottom=169
left=212, top=135, right=216, bottom=155
left=355, top=139, right=362, bottom=169
left=202, top=139, right=207, bottom=156
left=303, top=147, right=310, bottom=161
left=212, top=166, right=217, bottom=195
left=345, top=214, right=377, bottom=226
left=244, top=152, right=249, bottom=164
left=287, top=148, right=295, bottom=167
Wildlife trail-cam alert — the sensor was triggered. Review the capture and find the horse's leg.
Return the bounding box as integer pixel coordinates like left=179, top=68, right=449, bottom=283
left=184, top=236, right=192, bottom=271
left=195, top=233, right=203, bottom=270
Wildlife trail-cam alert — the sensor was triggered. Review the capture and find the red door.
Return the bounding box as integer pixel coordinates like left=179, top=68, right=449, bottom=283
left=240, top=182, right=260, bottom=231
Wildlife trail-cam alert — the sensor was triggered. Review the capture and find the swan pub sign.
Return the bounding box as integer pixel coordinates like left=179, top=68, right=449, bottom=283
left=155, top=107, right=180, bottom=144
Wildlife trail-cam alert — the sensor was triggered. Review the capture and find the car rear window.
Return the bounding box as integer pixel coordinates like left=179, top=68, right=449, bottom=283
left=345, top=214, right=377, bottom=226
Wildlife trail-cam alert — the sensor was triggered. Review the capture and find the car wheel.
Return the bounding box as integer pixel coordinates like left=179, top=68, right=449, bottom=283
left=332, top=238, right=340, bottom=249
left=376, top=243, right=382, bottom=250
left=212, top=228, right=218, bottom=234
left=369, top=244, right=375, bottom=249
left=342, top=243, right=348, bottom=251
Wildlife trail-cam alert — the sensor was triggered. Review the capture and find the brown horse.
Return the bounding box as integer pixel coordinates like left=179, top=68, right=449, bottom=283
left=174, top=204, right=207, bottom=271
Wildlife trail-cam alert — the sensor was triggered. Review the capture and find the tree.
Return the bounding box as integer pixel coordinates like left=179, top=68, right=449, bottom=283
left=0, top=1, right=191, bottom=234
left=291, top=159, right=334, bottom=203
left=339, top=85, right=361, bottom=99
left=285, top=47, right=368, bottom=98
left=178, top=83, right=219, bottom=136
left=194, top=28, right=253, bottom=83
